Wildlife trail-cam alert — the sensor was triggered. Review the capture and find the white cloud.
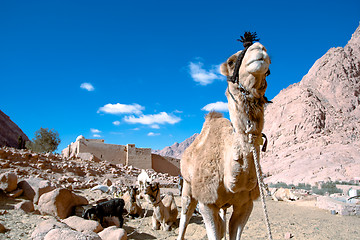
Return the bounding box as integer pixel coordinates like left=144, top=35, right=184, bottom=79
left=150, top=124, right=160, bottom=129
left=124, top=112, right=181, bottom=125
left=202, top=101, right=228, bottom=112
left=189, top=62, right=225, bottom=86
left=112, top=121, right=121, bottom=126
left=148, top=132, right=160, bottom=136
left=98, top=103, right=144, bottom=115
left=80, top=82, right=95, bottom=91
left=90, top=128, right=101, bottom=133
left=93, top=134, right=101, bottom=138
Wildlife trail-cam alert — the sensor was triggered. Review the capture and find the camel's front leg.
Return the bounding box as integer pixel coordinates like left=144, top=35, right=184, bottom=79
left=198, top=202, right=225, bottom=240
left=177, top=180, right=198, bottom=240
left=152, top=215, right=161, bottom=230
left=229, top=200, right=253, bottom=240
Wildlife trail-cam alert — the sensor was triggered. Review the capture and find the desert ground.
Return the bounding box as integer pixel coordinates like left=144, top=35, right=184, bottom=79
left=0, top=186, right=359, bottom=240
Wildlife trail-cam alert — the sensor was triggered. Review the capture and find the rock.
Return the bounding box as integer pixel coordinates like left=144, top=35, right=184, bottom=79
left=103, top=179, right=112, bottom=187
left=15, top=200, right=34, bottom=213
left=98, top=226, right=127, bottom=240
left=31, top=219, right=68, bottom=240
left=0, top=109, right=30, bottom=148
left=0, top=172, right=17, bottom=192
left=18, top=177, right=56, bottom=204
left=259, top=24, right=360, bottom=185
left=44, top=228, right=101, bottom=240
left=38, top=188, right=88, bottom=219
left=0, top=222, right=6, bottom=233
left=8, top=188, right=23, bottom=198
left=62, top=216, right=103, bottom=233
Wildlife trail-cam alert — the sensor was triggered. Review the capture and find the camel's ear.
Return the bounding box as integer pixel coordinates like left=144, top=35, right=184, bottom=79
left=220, top=62, right=229, bottom=76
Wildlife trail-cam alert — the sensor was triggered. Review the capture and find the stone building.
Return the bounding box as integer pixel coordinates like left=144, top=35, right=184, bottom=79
left=62, top=135, right=180, bottom=176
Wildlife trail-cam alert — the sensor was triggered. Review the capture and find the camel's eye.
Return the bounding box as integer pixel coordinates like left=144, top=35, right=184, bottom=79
left=228, top=61, right=234, bottom=67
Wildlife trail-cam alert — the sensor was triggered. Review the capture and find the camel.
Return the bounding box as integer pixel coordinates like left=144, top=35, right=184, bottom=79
left=177, top=33, right=271, bottom=240
left=271, top=188, right=299, bottom=202
left=144, top=182, right=178, bottom=231
left=122, top=186, right=143, bottom=218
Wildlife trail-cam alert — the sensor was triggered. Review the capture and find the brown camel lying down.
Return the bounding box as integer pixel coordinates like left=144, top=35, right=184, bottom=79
left=144, top=182, right=178, bottom=231
left=177, top=33, right=271, bottom=240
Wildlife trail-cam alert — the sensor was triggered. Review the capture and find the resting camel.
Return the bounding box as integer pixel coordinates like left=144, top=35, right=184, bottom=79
left=177, top=32, right=271, bottom=240
left=144, top=182, right=178, bottom=231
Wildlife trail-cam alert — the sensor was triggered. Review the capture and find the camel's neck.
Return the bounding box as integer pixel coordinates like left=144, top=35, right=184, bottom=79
left=151, top=191, right=163, bottom=208
left=226, top=78, right=266, bottom=138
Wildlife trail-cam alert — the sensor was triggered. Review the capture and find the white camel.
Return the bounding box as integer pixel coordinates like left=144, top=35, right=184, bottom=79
left=177, top=33, right=271, bottom=240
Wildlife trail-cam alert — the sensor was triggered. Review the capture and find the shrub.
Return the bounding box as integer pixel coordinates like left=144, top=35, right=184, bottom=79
left=297, top=183, right=311, bottom=190
left=26, top=127, right=61, bottom=153
left=312, top=181, right=342, bottom=195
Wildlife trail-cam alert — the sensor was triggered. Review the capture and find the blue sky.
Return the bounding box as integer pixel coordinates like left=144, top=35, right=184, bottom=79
left=1, top=1, right=359, bottom=153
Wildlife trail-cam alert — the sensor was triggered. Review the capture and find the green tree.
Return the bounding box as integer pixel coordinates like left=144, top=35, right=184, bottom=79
left=26, top=127, right=61, bottom=153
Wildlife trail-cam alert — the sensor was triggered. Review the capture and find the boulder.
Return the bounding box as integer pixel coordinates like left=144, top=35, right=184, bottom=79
left=0, top=172, right=17, bottom=192
left=31, top=219, right=68, bottom=240
left=98, top=226, right=127, bottom=240
left=38, top=188, right=88, bottom=219
left=18, top=177, right=55, bottom=204
left=44, top=228, right=101, bottom=240
left=15, top=200, right=34, bottom=213
left=8, top=188, right=23, bottom=198
left=62, top=216, right=103, bottom=233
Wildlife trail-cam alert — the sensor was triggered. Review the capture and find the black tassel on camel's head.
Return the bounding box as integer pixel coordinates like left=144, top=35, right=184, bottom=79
left=237, top=31, right=260, bottom=48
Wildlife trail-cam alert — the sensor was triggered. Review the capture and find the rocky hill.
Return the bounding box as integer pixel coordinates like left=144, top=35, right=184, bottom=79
left=152, top=133, right=199, bottom=159
left=0, top=110, right=29, bottom=148
left=261, top=24, right=360, bottom=185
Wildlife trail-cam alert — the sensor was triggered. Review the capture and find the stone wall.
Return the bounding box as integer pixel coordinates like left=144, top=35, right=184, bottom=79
left=62, top=136, right=182, bottom=175
left=78, top=140, right=127, bottom=165
left=316, top=196, right=360, bottom=216
left=151, top=154, right=180, bottom=176
left=126, top=144, right=152, bottom=169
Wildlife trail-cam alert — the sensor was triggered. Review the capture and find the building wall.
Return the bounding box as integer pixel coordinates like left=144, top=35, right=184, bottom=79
left=151, top=154, right=180, bottom=176
left=127, top=144, right=152, bottom=169
left=62, top=137, right=181, bottom=175
left=78, top=139, right=127, bottom=165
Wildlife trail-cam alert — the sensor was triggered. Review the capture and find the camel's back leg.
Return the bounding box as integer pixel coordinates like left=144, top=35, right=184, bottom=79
left=177, top=180, right=198, bottom=240
left=229, top=200, right=253, bottom=240
left=198, top=202, right=225, bottom=240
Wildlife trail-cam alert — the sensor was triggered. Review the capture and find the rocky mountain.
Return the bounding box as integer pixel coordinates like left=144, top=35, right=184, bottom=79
left=261, top=24, right=360, bottom=184
left=0, top=110, right=29, bottom=148
left=158, top=24, right=360, bottom=185
left=152, top=133, right=199, bottom=159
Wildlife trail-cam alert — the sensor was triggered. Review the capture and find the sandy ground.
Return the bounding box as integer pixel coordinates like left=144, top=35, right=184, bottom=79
left=0, top=188, right=359, bottom=240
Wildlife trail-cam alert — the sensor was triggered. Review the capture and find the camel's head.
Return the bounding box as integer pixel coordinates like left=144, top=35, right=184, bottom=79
left=220, top=42, right=270, bottom=98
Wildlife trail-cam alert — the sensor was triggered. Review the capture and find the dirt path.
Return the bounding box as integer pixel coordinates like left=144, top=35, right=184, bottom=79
left=123, top=194, right=360, bottom=240
left=0, top=189, right=359, bottom=239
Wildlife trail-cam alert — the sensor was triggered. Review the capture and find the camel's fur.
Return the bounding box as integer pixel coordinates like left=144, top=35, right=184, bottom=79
left=144, top=182, right=178, bottom=231
left=122, top=186, right=143, bottom=218
left=271, top=188, right=299, bottom=202
left=177, top=42, right=270, bottom=240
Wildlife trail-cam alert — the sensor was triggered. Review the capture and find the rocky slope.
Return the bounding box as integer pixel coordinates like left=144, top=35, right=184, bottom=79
left=0, top=110, right=29, bottom=148
left=152, top=133, right=199, bottom=159
left=261, top=24, right=360, bottom=184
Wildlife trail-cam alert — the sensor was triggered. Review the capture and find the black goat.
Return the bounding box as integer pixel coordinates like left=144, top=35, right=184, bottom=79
left=83, top=198, right=125, bottom=227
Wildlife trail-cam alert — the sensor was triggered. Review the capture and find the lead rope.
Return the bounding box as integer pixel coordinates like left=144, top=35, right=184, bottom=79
left=243, top=91, right=273, bottom=239
left=251, top=143, right=273, bottom=240
left=127, top=208, right=149, bottom=237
